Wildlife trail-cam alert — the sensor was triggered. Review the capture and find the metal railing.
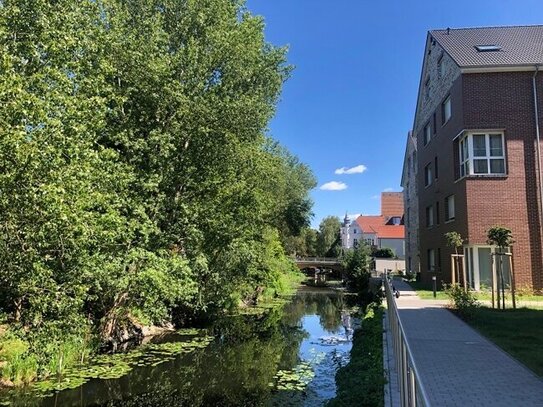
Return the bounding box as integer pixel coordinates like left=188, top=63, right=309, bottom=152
left=293, top=257, right=339, bottom=264
left=384, top=275, right=431, bottom=407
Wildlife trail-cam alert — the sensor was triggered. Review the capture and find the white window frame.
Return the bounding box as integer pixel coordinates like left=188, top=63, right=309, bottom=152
left=459, top=132, right=506, bottom=177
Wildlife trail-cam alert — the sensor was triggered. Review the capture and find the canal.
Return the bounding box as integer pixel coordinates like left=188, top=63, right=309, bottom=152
left=1, top=288, right=359, bottom=406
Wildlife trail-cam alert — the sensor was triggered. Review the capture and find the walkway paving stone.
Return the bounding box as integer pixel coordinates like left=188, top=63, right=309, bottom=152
left=388, top=278, right=543, bottom=406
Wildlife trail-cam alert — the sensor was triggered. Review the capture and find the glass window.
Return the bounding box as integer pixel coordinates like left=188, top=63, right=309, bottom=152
left=424, top=163, right=432, bottom=186
left=426, top=205, right=434, bottom=227
left=458, top=133, right=506, bottom=177
left=473, top=134, right=486, bottom=156
left=475, top=45, right=501, bottom=52
left=427, top=249, right=435, bottom=271
left=473, top=159, right=489, bottom=174
left=489, top=134, right=503, bottom=156
left=424, top=123, right=431, bottom=145
left=442, top=96, right=451, bottom=123
left=445, top=195, right=455, bottom=221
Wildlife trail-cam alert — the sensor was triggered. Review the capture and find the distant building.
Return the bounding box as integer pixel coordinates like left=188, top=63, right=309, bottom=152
left=340, top=192, right=405, bottom=258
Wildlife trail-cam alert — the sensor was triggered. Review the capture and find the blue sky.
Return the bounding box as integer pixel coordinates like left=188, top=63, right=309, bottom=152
left=245, top=0, right=543, bottom=228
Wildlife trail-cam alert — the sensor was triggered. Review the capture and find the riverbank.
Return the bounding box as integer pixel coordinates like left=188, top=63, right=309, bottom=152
left=1, top=288, right=360, bottom=406
left=0, top=270, right=306, bottom=390
left=327, top=304, right=385, bottom=407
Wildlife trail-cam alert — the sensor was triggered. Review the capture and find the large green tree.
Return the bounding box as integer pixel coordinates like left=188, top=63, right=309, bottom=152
left=316, top=216, right=342, bottom=257
left=0, top=0, right=314, bottom=360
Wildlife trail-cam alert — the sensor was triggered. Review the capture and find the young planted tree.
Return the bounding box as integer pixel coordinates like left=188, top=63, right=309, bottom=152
left=487, top=226, right=515, bottom=309
left=444, top=232, right=465, bottom=291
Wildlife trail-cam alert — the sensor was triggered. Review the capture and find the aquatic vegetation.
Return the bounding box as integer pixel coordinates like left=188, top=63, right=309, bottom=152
left=270, top=348, right=328, bottom=392
left=0, top=334, right=214, bottom=403
left=235, top=297, right=290, bottom=316
left=272, top=361, right=315, bottom=391
left=1, top=292, right=353, bottom=406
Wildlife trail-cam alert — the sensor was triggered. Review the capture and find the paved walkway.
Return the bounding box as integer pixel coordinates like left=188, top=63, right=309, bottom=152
left=386, top=278, right=543, bottom=406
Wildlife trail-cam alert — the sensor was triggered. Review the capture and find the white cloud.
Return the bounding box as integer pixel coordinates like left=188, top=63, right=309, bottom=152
left=383, top=187, right=395, bottom=192
left=320, top=181, right=348, bottom=191
left=371, top=195, right=379, bottom=200
left=335, top=164, right=367, bottom=175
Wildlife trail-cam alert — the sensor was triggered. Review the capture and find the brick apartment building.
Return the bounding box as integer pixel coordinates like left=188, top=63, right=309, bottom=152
left=407, top=25, right=543, bottom=291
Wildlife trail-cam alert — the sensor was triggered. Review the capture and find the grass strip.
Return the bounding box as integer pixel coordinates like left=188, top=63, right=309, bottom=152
left=467, top=306, right=543, bottom=377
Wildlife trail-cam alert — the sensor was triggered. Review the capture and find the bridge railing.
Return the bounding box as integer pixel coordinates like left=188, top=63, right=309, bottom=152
left=384, top=274, right=430, bottom=407
left=293, top=257, right=339, bottom=264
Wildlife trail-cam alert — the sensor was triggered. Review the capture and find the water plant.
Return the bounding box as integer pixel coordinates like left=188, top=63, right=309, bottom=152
left=1, top=332, right=213, bottom=403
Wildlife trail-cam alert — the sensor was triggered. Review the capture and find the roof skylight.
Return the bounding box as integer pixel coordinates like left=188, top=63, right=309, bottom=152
left=475, top=45, right=502, bottom=52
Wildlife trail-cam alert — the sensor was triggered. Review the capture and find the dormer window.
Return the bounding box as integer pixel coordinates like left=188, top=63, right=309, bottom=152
left=475, top=45, right=501, bottom=52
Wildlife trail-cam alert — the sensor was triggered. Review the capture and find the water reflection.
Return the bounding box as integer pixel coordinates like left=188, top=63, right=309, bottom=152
left=3, top=290, right=357, bottom=406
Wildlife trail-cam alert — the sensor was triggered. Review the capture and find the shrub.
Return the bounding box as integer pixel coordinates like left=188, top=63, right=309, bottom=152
left=444, top=283, right=480, bottom=320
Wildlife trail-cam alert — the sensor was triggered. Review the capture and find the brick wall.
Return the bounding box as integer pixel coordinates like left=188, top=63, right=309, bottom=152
left=462, top=72, right=543, bottom=290
left=418, top=71, right=543, bottom=290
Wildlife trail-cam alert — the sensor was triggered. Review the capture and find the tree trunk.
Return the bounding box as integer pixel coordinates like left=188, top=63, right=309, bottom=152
left=14, top=298, right=22, bottom=322
left=509, top=254, right=516, bottom=309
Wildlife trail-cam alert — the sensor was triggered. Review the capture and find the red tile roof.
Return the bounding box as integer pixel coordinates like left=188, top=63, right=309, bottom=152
left=377, top=225, right=405, bottom=239
left=356, top=216, right=405, bottom=239
left=356, top=216, right=384, bottom=234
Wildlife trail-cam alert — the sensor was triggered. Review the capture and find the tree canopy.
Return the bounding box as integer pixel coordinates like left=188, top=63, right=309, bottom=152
left=0, top=0, right=314, bottom=376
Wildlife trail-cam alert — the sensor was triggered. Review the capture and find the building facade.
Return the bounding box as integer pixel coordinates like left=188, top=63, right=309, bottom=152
left=409, top=26, right=543, bottom=290
left=341, top=193, right=405, bottom=258
left=340, top=214, right=361, bottom=249
left=401, top=131, right=419, bottom=275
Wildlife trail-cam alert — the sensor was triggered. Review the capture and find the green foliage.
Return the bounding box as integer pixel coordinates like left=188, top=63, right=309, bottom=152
left=372, top=247, right=394, bottom=258
left=487, top=226, right=514, bottom=250
left=285, top=227, right=318, bottom=257
left=444, top=231, right=464, bottom=254
left=327, top=305, right=385, bottom=407
left=444, top=283, right=480, bottom=320
left=0, top=332, right=36, bottom=385
left=0, top=0, right=314, bottom=384
left=341, top=243, right=371, bottom=292
left=316, top=216, right=341, bottom=257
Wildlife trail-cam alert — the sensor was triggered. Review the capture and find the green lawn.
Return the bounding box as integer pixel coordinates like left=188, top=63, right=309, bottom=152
left=407, top=281, right=449, bottom=300
left=467, top=307, right=543, bottom=377
left=407, top=281, right=543, bottom=305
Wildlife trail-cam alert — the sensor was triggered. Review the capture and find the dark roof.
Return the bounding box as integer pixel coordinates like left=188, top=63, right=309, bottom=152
left=430, top=25, right=543, bottom=68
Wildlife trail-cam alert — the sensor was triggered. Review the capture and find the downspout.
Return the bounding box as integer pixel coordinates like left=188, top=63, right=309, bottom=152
left=533, top=66, right=543, bottom=228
